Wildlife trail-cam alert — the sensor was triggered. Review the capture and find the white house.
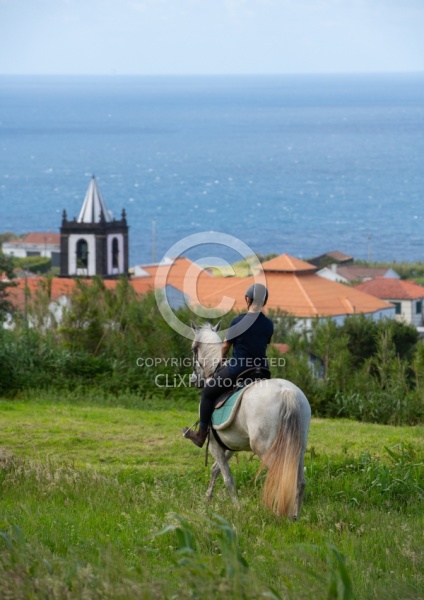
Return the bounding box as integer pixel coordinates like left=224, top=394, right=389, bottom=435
left=355, top=278, right=424, bottom=328
left=318, top=264, right=400, bottom=284
left=2, top=233, right=61, bottom=266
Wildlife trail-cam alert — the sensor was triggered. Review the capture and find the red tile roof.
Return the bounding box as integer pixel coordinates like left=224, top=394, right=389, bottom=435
left=355, top=277, right=424, bottom=301
left=262, top=271, right=391, bottom=317
left=261, top=254, right=317, bottom=273
left=8, top=277, right=132, bottom=311
left=141, top=257, right=210, bottom=300
left=129, top=278, right=155, bottom=295
left=194, top=255, right=392, bottom=318
left=8, top=278, right=76, bottom=311
left=22, top=233, right=60, bottom=245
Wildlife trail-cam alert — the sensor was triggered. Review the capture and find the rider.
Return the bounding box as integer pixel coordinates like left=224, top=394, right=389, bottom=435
left=183, top=283, right=274, bottom=448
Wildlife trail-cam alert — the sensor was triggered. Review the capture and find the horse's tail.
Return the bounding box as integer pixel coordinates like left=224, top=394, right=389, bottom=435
left=256, top=388, right=302, bottom=518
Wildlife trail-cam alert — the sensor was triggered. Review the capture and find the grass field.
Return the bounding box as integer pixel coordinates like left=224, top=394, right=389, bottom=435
left=0, top=391, right=423, bottom=599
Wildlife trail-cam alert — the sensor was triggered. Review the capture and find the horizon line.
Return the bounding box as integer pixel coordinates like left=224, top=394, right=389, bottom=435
left=1, top=70, right=424, bottom=78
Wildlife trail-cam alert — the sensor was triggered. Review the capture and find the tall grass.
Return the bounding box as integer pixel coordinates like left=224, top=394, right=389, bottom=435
left=0, top=452, right=378, bottom=599
left=0, top=403, right=423, bottom=599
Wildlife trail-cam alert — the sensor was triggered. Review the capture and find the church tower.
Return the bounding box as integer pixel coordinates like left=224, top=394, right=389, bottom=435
left=60, top=176, right=129, bottom=278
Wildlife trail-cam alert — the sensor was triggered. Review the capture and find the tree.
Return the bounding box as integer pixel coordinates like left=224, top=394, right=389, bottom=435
left=380, top=319, right=418, bottom=361
left=0, top=252, right=17, bottom=323
left=340, top=314, right=379, bottom=367
left=309, top=318, right=352, bottom=391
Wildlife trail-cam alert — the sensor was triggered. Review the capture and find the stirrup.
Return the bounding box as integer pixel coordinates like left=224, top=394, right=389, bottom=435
left=182, top=420, right=200, bottom=437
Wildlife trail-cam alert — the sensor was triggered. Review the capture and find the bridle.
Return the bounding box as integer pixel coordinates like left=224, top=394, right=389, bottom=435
left=190, top=344, right=205, bottom=387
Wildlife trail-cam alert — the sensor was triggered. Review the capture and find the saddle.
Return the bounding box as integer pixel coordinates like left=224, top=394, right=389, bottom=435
left=211, top=366, right=271, bottom=431
left=214, top=366, right=271, bottom=410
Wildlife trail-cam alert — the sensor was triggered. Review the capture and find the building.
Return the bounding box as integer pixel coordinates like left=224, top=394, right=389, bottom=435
left=132, top=252, right=395, bottom=328
left=191, top=253, right=395, bottom=329
left=317, top=264, right=400, bottom=284
left=354, top=277, right=424, bottom=327
left=307, top=250, right=354, bottom=268
left=60, top=176, right=129, bottom=278
left=2, top=233, right=61, bottom=266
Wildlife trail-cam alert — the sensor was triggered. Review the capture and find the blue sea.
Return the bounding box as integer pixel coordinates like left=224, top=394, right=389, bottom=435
left=1, top=73, right=423, bottom=266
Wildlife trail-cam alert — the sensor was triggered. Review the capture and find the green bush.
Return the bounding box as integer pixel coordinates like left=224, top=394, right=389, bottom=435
left=12, top=255, right=52, bottom=274
left=326, top=389, right=424, bottom=425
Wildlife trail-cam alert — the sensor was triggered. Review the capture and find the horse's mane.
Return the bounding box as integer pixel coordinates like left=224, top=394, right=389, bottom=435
left=194, top=324, right=222, bottom=376
left=196, top=323, right=221, bottom=345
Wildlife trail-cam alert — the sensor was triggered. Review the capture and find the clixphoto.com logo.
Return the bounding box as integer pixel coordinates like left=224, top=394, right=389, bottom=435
left=153, top=369, right=286, bottom=388
left=153, top=231, right=268, bottom=340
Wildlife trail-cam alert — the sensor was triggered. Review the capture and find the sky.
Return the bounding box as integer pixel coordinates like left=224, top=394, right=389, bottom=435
left=0, top=0, right=423, bottom=75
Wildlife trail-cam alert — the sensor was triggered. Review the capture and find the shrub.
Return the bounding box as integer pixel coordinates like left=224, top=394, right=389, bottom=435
left=12, top=256, right=52, bottom=274
left=1, top=274, right=423, bottom=425
left=326, top=389, right=424, bottom=425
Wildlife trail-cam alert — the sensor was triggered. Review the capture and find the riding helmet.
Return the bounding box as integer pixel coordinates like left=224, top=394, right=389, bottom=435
left=245, top=283, right=268, bottom=306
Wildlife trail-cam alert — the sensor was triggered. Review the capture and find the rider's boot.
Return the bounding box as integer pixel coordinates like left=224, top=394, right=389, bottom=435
left=182, top=427, right=208, bottom=448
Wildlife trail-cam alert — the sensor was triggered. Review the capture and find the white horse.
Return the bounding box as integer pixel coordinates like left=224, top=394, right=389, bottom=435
left=189, top=323, right=311, bottom=519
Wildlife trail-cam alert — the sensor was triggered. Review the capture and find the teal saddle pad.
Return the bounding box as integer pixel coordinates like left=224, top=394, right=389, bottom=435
left=211, top=388, right=245, bottom=428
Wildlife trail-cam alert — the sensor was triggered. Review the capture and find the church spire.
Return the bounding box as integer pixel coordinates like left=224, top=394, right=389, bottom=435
left=77, top=176, right=112, bottom=224
left=60, top=177, right=129, bottom=279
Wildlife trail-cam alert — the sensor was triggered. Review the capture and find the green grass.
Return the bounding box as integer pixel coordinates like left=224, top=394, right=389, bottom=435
left=0, top=392, right=423, bottom=599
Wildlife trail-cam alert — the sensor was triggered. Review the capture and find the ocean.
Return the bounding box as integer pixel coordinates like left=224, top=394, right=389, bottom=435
left=0, top=73, right=423, bottom=266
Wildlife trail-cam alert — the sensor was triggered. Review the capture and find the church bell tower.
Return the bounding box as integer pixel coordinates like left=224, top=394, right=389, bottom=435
left=60, top=176, right=129, bottom=278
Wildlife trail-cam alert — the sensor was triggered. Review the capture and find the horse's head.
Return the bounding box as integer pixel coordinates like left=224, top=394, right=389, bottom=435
left=190, top=322, right=222, bottom=386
